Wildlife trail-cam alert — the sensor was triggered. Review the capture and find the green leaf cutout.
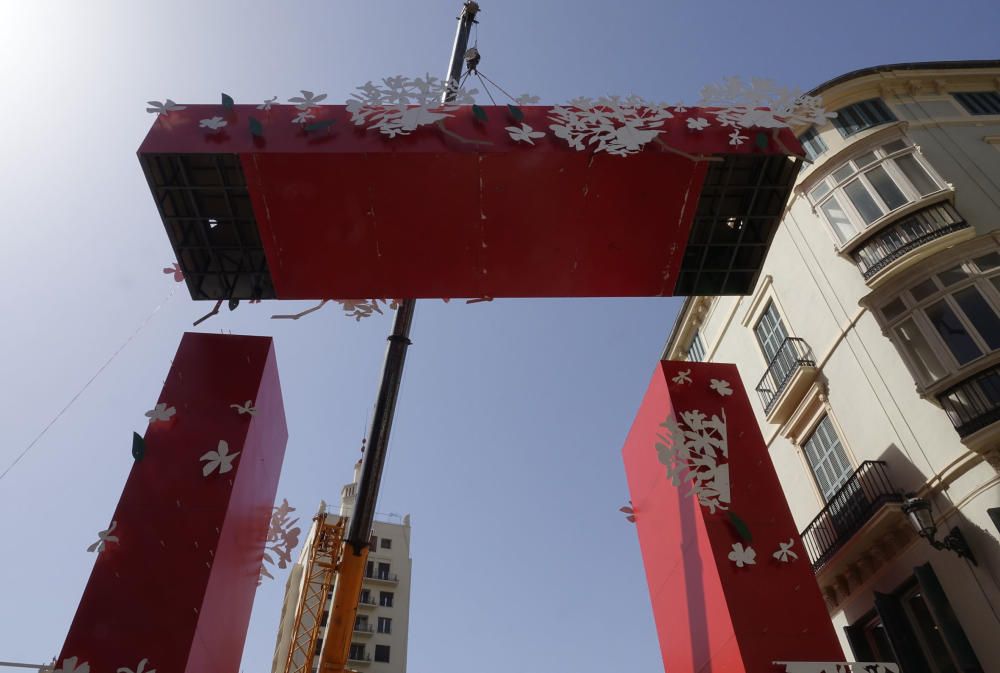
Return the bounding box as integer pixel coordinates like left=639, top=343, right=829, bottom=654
left=249, top=116, right=264, bottom=138
left=221, top=93, right=235, bottom=109
left=304, top=119, right=335, bottom=133
left=727, top=511, right=752, bottom=542
left=472, top=104, right=488, bottom=123
left=507, top=104, right=524, bottom=122
left=755, top=132, right=769, bottom=151
left=132, top=432, right=146, bottom=461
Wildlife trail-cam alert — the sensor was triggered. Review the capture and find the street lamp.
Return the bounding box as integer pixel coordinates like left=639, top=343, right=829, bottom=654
left=902, top=495, right=977, bottom=565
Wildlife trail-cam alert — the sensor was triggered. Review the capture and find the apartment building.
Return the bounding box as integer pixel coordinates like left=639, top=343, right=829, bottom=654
left=664, top=60, right=1000, bottom=671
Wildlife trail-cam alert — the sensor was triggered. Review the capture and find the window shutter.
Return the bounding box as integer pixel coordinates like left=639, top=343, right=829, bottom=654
left=913, top=563, right=983, bottom=672
left=843, top=623, right=875, bottom=661
left=873, top=590, right=931, bottom=673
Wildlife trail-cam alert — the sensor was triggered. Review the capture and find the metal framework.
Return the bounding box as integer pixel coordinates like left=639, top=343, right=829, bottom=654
left=282, top=514, right=346, bottom=673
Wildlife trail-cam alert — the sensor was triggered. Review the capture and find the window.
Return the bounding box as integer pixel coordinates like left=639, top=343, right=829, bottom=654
left=366, top=560, right=374, bottom=577
left=370, top=535, right=378, bottom=548
left=315, top=638, right=324, bottom=657
left=379, top=591, right=394, bottom=607
left=359, top=589, right=372, bottom=604
left=355, top=615, right=370, bottom=631
left=349, top=643, right=366, bottom=661
left=858, top=615, right=896, bottom=663
left=878, top=253, right=1000, bottom=386
left=754, top=301, right=788, bottom=365
left=377, top=616, right=392, bottom=634
left=380, top=537, right=392, bottom=550
left=901, top=585, right=960, bottom=673
left=377, top=562, right=391, bottom=580
left=809, top=140, right=944, bottom=246
left=953, top=91, right=1000, bottom=116
left=687, top=330, right=706, bottom=362
left=802, top=416, right=853, bottom=501
left=833, top=98, right=896, bottom=137
left=374, top=645, right=391, bottom=663
left=799, top=127, right=827, bottom=161
left=321, top=610, right=330, bottom=627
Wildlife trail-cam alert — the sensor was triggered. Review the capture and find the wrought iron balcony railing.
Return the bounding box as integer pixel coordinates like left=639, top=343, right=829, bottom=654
left=348, top=652, right=372, bottom=662
left=755, top=337, right=815, bottom=415
left=354, top=623, right=375, bottom=633
left=800, top=461, right=903, bottom=571
left=852, top=202, right=967, bottom=280
left=365, top=572, right=399, bottom=583
left=937, top=363, right=1000, bottom=438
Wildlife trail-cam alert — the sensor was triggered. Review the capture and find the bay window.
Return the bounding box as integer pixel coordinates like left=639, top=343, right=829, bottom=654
left=878, top=251, right=1000, bottom=388
left=809, top=139, right=946, bottom=246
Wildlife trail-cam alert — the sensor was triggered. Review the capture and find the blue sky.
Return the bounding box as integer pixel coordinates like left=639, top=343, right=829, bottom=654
left=0, top=1, right=997, bottom=671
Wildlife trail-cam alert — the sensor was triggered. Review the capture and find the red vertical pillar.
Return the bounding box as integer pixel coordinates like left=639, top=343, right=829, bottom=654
left=56, top=333, right=288, bottom=673
left=622, top=361, right=843, bottom=673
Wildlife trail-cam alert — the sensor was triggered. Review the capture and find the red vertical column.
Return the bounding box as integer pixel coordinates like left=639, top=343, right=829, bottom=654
left=622, top=361, right=843, bottom=673
left=56, top=333, right=288, bottom=673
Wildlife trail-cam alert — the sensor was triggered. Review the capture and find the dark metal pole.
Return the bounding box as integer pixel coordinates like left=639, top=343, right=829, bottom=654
left=346, top=2, right=481, bottom=553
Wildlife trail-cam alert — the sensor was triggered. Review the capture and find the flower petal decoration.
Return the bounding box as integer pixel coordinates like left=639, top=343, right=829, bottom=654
left=257, top=96, right=278, bottom=111
left=686, top=117, right=709, bottom=130
left=292, top=111, right=316, bottom=125
left=773, top=538, right=799, bottom=563
left=710, top=379, right=733, bottom=396
left=145, top=402, right=176, bottom=423
left=117, top=658, right=156, bottom=673
left=146, top=99, right=186, bottom=116
left=728, top=129, right=748, bottom=146
left=728, top=542, right=756, bottom=568
left=162, top=262, right=184, bottom=282
left=231, top=400, right=257, bottom=416
left=672, top=369, right=692, bottom=385
left=200, top=440, right=240, bottom=477
left=87, top=521, right=119, bottom=553
left=199, top=116, right=227, bottom=131
left=505, top=123, right=546, bottom=145
left=55, top=656, right=91, bottom=673
left=288, top=90, right=327, bottom=110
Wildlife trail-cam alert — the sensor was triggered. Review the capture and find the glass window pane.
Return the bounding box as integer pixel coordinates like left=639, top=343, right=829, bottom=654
left=926, top=300, right=982, bottom=364
left=894, top=154, right=939, bottom=196
left=895, top=318, right=947, bottom=383
left=881, top=298, right=907, bottom=322
left=866, top=165, right=909, bottom=211
left=882, top=139, right=908, bottom=154
left=803, top=416, right=852, bottom=501
left=974, top=252, right=1000, bottom=272
left=905, top=591, right=959, bottom=673
left=910, top=278, right=940, bottom=302
left=954, top=286, right=1000, bottom=350
left=844, top=179, right=884, bottom=224
left=810, top=181, right=832, bottom=202
left=821, top=196, right=859, bottom=244
left=833, top=164, right=856, bottom=183
left=854, top=151, right=878, bottom=167
left=937, top=265, right=969, bottom=286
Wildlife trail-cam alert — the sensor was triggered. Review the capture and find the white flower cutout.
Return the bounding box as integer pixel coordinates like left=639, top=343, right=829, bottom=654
left=87, top=521, right=119, bottom=553
left=672, top=369, right=692, bottom=385
left=162, top=262, right=184, bottom=282
left=200, top=440, right=240, bottom=477
left=199, top=116, right=227, bottom=131
left=292, top=111, right=315, bottom=125
left=257, top=96, right=278, bottom=111
left=145, top=402, right=176, bottom=423
left=231, top=400, right=257, bottom=416
left=515, top=93, right=540, bottom=105
left=686, top=117, right=709, bottom=130
left=728, top=542, right=756, bottom=568
left=710, top=379, right=733, bottom=396
left=288, top=90, right=327, bottom=110
left=506, top=123, right=546, bottom=145
left=55, top=657, right=90, bottom=673
left=773, top=538, right=799, bottom=563
left=146, top=99, right=186, bottom=116
left=117, top=658, right=156, bottom=673
left=728, top=129, right=748, bottom=146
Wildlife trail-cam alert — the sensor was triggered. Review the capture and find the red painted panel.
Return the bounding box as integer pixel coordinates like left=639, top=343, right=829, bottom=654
left=139, top=105, right=797, bottom=299
left=56, top=333, right=287, bottom=673
left=622, top=362, right=843, bottom=673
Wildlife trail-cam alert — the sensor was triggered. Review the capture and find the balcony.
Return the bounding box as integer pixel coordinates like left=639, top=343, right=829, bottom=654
left=365, top=572, right=399, bottom=584
left=755, top=337, right=818, bottom=424
left=357, top=596, right=377, bottom=609
left=851, top=202, right=969, bottom=282
left=354, top=623, right=375, bottom=636
left=937, top=363, right=1000, bottom=438
left=348, top=652, right=372, bottom=664
left=800, top=461, right=903, bottom=572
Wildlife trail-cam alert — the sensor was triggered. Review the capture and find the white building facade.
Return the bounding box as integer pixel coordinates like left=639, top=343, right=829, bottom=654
left=271, top=460, right=412, bottom=673
left=665, top=61, right=1000, bottom=672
